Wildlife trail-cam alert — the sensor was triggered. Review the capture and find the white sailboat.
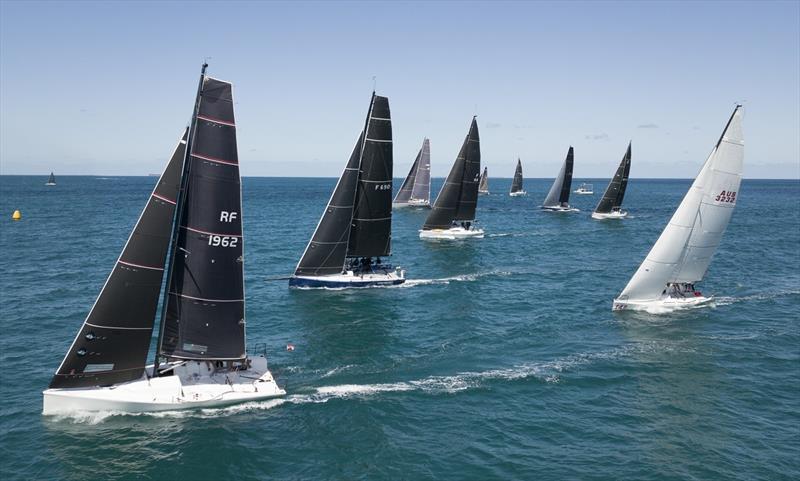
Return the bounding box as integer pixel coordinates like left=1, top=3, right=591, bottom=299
left=541, top=147, right=579, bottom=212
left=613, top=105, right=744, bottom=312
left=43, top=64, right=284, bottom=415
left=419, top=117, right=484, bottom=240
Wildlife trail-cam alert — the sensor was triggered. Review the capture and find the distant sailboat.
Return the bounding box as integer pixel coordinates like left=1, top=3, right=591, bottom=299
left=592, top=143, right=632, bottom=219
left=290, top=92, right=404, bottom=288
left=541, top=147, right=578, bottom=211
left=613, top=105, right=744, bottom=312
left=45, top=172, right=56, bottom=186
left=478, top=166, right=489, bottom=195
left=420, top=117, right=484, bottom=240
left=43, top=64, right=284, bottom=415
left=509, top=158, right=526, bottom=196
left=574, top=182, right=593, bottom=195
left=393, top=138, right=431, bottom=208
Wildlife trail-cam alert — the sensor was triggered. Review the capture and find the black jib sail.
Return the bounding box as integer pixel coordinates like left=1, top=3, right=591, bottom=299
left=510, top=158, right=524, bottom=193
left=347, top=94, right=393, bottom=258
left=158, top=73, right=246, bottom=361
left=594, top=143, right=632, bottom=214
left=49, top=130, right=186, bottom=389
left=423, top=117, right=481, bottom=229
left=394, top=137, right=430, bottom=204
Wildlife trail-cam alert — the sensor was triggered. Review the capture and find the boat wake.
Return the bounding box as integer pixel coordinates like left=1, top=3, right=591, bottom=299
left=713, top=289, right=800, bottom=306
left=400, top=270, right=514, bottom=287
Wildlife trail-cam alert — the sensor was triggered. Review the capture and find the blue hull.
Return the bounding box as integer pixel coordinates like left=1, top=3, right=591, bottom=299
left=288, top=277, right=406, bottom=289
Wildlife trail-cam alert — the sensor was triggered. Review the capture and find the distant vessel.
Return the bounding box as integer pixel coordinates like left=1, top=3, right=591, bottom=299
left=393, top=138, right=431, bottom=208
left=478, top=166, right=489, bottom=195
left=509, top=158, right=526, bottom=196
left=574, top=182, right=593, bottom=195
left=45, top=172, right=56, bottom=186
left=613, top=105, right=743, bottom=312
left=592, top=143, right=632, bottom=220
left=541, top=147, right=578, bottom=212
left=43, top=64, right=284, bottom=415
left=290, top=92, right=404, bottom=288
left=420, top=117, right=484, bottom=240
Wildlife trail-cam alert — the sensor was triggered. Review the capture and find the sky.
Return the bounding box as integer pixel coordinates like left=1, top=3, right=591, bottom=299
left=1, top=0, right=798, bottom=179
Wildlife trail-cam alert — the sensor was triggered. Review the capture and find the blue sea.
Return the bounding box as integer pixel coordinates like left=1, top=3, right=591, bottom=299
left=1, top=175, right=798, bottom=480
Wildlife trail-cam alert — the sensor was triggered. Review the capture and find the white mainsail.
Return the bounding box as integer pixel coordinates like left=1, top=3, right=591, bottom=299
left=616, top=105, right=743, bottom=303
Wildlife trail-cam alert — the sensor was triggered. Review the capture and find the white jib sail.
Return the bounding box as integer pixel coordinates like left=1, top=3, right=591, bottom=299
left=543, top=158, right=567, bottom=207
left=617, top=106, right=744, bottom=302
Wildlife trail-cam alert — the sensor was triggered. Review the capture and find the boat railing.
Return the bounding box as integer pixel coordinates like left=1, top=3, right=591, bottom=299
left=248, top=342, right=268, bottom=360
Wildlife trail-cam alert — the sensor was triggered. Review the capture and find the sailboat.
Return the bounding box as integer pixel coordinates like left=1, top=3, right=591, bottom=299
left=289, top=92, right=404, bottom=288
left=478, top=166, right=489, bottom=195
left=592, top=143, right=632, bottom=219
left=541, top=147, right=578, bottom=211
left=509, top=158, right=526, bottom=196
left=45, top=172, right=56, bottom=186
left=613, top=105, right=743, bottom=312
left=43, top=64, right=285, bottom=415
left=393, top=138, right=431, bottom=208
left=419, top=117, right=484, bottom=240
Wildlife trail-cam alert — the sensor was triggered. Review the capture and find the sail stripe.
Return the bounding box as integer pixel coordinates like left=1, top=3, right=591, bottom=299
left=85, top=322, right=153, bottom=331
left=191, top=152, right=238, bottom=166
left=352, top=216, right=391, bottom=221
left=169, top=292, right=244, bottom=303
left=365, top=138, right=391, bottom=143
left=118, top=260, right=165, bottom=271
left=152, top=193, right=177, bottom=205
left=196, top=114, right=235, bottom=127
left=182, top=225, right=243, bottom=237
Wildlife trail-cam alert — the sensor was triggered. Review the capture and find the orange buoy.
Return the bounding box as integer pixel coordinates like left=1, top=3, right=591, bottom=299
left=11, top=210, right=21, bottom=221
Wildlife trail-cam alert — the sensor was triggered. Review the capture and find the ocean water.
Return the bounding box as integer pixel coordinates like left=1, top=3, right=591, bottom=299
left=0, top=175, right=798, bottom=480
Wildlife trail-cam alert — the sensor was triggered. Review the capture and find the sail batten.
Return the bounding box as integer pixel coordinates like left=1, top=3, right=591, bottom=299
left=49, top=130, right=186, bottom=389
left=618, top=106, right=743, bottom=302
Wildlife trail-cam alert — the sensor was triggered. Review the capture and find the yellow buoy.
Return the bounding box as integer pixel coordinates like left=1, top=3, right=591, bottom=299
left=12, top=210, right=21, bottom=221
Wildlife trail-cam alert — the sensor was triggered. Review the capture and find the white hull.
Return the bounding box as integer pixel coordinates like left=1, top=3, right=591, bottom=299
left=393, top=199, right=431, bottom=209
left=592, top=210, right=628, bottom=220
left=43, top=356, right=284, bottom=415
left=612, top=295, right=713, bottom=312
left=419, top=226, right=484, bottom=240
left=574, top=190, right=593, bottom=195
left=290, top=268, right=405, bottom=288
left=509, top=191, right=527, bottom=197
left=541, top=205, right=579, bottom=212
left=45, top=183, right=56, bottom=186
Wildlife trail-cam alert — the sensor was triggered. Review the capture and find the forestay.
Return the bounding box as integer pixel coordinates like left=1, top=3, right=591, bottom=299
left=618, top=106, right=744, bottom=301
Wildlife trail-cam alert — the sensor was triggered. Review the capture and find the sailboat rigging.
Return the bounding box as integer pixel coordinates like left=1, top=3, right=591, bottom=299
left=613, top=105, right=744, bottom=312
left=419, top=117, right=484, bottom=240
left=43, top=64, right=285, bottom=414
left=393, top=138, right=431, bottom=208
left=289, top=92, right=404, bottom=288
left=592, top=143, right=632, bottom=219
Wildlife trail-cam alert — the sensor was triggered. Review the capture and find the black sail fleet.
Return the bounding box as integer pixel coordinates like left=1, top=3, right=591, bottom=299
left=43, top=65, right=284, bottom=415
left=592, top=142, right=632, bottom=219
left=419, top=117, right=485, bottom=239
left=290, top=93, right=405, bottom=288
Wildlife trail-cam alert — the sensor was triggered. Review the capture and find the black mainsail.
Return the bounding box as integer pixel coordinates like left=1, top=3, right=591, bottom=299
left=394, top=138, right=430, bottom=205
left=49, top=130, right=186, bottom=388
left=510, top=158, right=524, bottom=193
left=294, top=93, right=392, bottom=276
left=543, top=146, right=574, bottom=207
left=158, top=73, right=246, bottom=361
left=423, top=117, right=481, bottom=229
left=594, top=143, right=631, bottom=214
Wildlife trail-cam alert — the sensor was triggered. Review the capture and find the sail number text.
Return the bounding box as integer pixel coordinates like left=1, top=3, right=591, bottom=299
left=208, top=235, right=238, bottom=247
left=374, top=183, right=392, bottom=191
left=714, top=190, right=736, bottom=203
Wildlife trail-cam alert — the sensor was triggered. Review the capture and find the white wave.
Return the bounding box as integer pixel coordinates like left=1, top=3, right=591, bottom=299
left=400, top=270, right=514, bottom=288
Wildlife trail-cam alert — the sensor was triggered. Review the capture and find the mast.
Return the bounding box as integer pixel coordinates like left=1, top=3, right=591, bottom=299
left=153, top=63, right=206, bottom=374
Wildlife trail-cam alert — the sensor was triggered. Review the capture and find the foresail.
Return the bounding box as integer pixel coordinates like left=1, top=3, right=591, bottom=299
left=410, top=138, right=431, bottom=201
left=49, top=130, right=186, bottom=388
left=394, top=147, right=420, bottom=204
left=478, top=166, right=489, bottom=191
left=543, top=147, right=572, bottom=206
left=424, top=133, right=468, bottom=229
left=619, top=106, right=743, bottom=301
left=595, top=143, right=631, bottom=214
left=159, top=77, right=246, bottom=361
